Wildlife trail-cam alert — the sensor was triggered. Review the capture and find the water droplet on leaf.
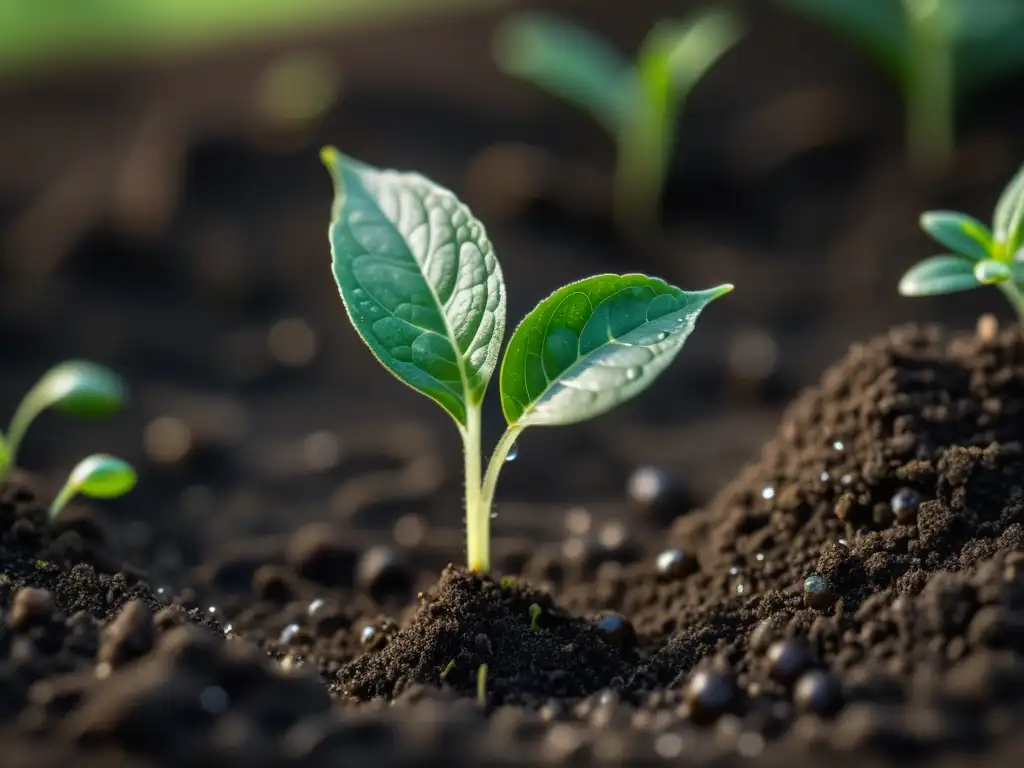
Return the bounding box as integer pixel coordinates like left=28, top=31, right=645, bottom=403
left=505, top=442, right=519, bottom=462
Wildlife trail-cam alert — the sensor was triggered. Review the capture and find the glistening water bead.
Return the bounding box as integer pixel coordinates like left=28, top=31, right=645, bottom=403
left=891, top=487, right=921, bottom=525
left=803, top=573, right=837, bottom=610
left=505, top=442, right=519, bottom=462
left=656, top=548, right=698, bottom=578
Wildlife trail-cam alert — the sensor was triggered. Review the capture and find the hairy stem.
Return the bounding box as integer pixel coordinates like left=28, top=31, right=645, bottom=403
left=463, top=404, right=486, bottom=572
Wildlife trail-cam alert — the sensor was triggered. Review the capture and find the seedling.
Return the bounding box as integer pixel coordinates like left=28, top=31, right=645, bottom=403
left=493, top=7, right=742, bottom=233
left=49, top=454, right=137, bottom=521
left=778, top=0, right=1024, bottom=174
left=0, top=360, right=126, bottom=483
left=476, top=663, right=488, bottom=706
left=440, top=659, right=456, bottom=681
left=898, top=162, right=1024, bottom=319
left=323, top=148, right=731, bottom=573
left=529, top=603, right=542, bottom=632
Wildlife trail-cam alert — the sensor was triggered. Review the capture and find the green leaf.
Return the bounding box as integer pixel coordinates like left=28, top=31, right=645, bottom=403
left=493, top=11, right=633, bottom=135
left=323, top=148, right=506, bottom=428
left=49, top=453, right=136, bottom=520
left=898, top=255, right=980, bottom=295
left=0, top=434, right=9, bottom=480
left=500, top=275, right=731, bottom=428
left=69, top=454, right=137, bottom=498
left=919, top=211, right=993, bottom=261
left=974, top=259, right=1012, bottom=284
left=29, top=360, right=126, bottom=418
left=994, top=162, right=1024, bottom=257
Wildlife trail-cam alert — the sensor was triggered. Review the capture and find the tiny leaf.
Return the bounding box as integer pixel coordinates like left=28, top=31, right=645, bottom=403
left=919, top=211, right=993, bottom=261
left=323, top=149, right=506, bottom=428
left=29, top=360, right=126, bottom=419
left=493, top=11, right=633, bottom=135
left=50, top=454, right=136, bottom=520
left=500, top=275, right=731, bottom=428
left=994, top=162, right=1024, bottom=257
left=974, top=259, right=1012, bottom=284
left=70, top=454, right=137, bottom=498
left=898, top=255, right=980, bottom=295
left=0, top=434, right=9, bottom=479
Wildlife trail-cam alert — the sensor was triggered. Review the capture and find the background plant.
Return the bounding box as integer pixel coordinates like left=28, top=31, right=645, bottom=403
left=323, top=148, right=731, bottom=572
left=778, top=0, right=1024, bottom=174
left=0, top=360, right=126, bottom=483
left=899, top=162, right=1024, bottom=317
left=49, top=454, right=137, bottom=521
left=493, top=6, right=742, bottom=233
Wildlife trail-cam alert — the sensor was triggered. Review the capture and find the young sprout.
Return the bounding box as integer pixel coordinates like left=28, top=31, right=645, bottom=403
left=476, top=663, right=488, bottom=706
left=778, top=0, right=1024, bottom=174
left=899, top=162, right=1024, bottom=319
left=0, top=360, right=126, bottom=482
left=529, top=603, right=543, bottom=632
left=49, top=453, right=137, bottom=521
left=441, top=659, right=456, bottom=681
left=493, top=8, right=742, bottom=233
left=323, top=148, right=731, bottom=573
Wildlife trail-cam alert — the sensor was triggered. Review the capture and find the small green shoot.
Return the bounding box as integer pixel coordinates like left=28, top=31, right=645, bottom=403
left=899, top=162, right=1024, bottom=319
left=49, top=454, right=137, bottom=521
left=440, top=659, right=456, bottom=681
left=778, top=0, right=1024, bottom=174
left=499, top=575, right=518, bottom=588
left=493, top=7, right=742, bottom=233
left=323, top=148, right=732, bottom=573
left=0, top=360, right=126, bottom=483
left=476, top=663, right=488, bottom=706
left=529, top=603, right=542, bottom=632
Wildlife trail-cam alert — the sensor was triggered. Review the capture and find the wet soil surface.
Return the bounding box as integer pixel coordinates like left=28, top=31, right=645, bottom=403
left=3, top=0, right=1024, bottom=764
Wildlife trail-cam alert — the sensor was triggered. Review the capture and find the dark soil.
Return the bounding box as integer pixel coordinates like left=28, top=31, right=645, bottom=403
left=4, top=0, right=1024, bottom=764
left=3, top=324, right=1024, bottom=765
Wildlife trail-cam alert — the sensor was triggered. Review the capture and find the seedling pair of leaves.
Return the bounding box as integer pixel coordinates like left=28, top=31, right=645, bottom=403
left=323, top=148, right=731, bottom=572
left=493, top=7, right=742, bottom=233
left=0, top=361, right=137, bottom=520
left=779, top=0, right=1024, bottom=174
left=900, top=162, right=1024, bottom=318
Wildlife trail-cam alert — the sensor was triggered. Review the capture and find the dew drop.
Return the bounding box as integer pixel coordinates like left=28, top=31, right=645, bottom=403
left=279, top=623, right=301, bottom=644
left=505, top=442, right=519, bottom=462
left=208, top=606, right=217, bottom=615
left=841, top=474, right=852, bottom=485
left=761, top=486, right=775, bottom=500
left=625, top=367, right=640, bottom=381
left=820, top=471, right=830, bottom=482
left=307, top=598, right=325, bottom=617
left=655, top=331, right=667, bottom=341
left=755, top=553, right=765, bottom=562
left=832, top=441, right=844, bottom=451
left=223, top=623, right=234, bottom=635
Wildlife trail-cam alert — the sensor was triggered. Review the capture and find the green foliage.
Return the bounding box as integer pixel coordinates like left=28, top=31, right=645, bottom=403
left=493, top=7, right=742, bottom=232
left=899, top=162, right=1024, bottom=318
left=324, top=151, right=731, bottom=572
left=0, top=360, right=126, bottom=482
left=49, top=454, right=137, bottom=521
left=779, top=0, right=1024, bottom=173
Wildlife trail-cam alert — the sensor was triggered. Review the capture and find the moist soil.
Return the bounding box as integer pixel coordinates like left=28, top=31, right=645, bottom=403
left=3, top=0, right=1024, bottom=764
left=3, top=324, right=1024, bottom=766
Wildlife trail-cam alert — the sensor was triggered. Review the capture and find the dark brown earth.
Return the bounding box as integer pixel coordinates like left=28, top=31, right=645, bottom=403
left=3, top=0, right=1024, bottom=764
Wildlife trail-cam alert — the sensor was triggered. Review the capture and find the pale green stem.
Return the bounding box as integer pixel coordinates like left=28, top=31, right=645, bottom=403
left=463, top=404, right=485, bottom=572
left=998, top=281, right=1024, bottom=325
left=613, top=109, right=665, bottom=236
left=904, top=0, right=954, bottom=176
left=49, top=478, right=78, bottom=522
left=0, top=393, right=44, bottom=482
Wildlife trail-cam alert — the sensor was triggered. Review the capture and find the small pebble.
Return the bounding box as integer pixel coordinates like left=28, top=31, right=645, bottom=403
left=804, top=573, right=837, bottom=610
left=685, top=669, right=736, bottom=724
left=357, top=546, right=413, bottom=603
left=891, top=488, right=921, bottom=525
left=594, top=612, right=636, bottom=653
left=655, top=548, right=698, bottom=578
left=794, top=670, right=844, bottom=716
left=767, top=639, right=814, bottom=686
left=8, top=587, right=55, bottom=631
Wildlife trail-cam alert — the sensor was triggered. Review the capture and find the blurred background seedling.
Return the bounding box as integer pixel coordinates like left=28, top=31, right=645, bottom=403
left=0, top=361, right=126, bottom=482
left=778, top=0, right=1024, bottom=175
left=49, top=454, right=138, bottom=522
left=493, top=6, right=743, bottom=234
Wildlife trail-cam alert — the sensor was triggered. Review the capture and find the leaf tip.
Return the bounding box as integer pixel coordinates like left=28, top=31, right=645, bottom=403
left=320, top=146, right=341, bottom=177
left=708, top=283, right=734, bottom=299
